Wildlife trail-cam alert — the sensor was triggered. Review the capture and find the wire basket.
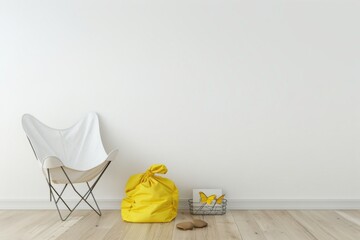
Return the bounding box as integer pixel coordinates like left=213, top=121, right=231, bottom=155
left=188, top=199, right=227, bottom=215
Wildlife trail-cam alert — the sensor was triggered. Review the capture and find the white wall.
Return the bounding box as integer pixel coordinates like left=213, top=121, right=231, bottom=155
left=1, top=0, right=360, bottom=207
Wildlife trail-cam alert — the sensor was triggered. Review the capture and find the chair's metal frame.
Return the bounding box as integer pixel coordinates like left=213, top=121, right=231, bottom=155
left=27, top=137, right=111, bottom=221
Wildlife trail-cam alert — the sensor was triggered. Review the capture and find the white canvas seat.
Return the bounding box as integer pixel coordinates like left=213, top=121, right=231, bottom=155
left=22, top=112, right=118, bottom=220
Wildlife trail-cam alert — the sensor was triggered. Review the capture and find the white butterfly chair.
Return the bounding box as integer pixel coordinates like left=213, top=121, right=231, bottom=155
left=22, top=112, right=118, bottom=221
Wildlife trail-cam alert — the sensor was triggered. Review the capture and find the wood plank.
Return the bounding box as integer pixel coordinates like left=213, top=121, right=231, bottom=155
left=0, top=210, right=86, bottom=240
left=215, top=211, right=237, bottom=224
left=289, top=210, right=360, bottom=240
left=155, top=220, right=176, bottom=240
left=77, top=211, right=121, bottom=240
left=1, top=210, right=360, bottom=240
left=102, top=215, right=131, bottom=240
left=171, top=211, right=196, bottom=240
left=288, top=210, right=337, bottom=240
left=27, top=210, right=81, bottom=240
left=336, top=210, right=360, bottom=227
left=103, top=214, right=175, bottom=240
left=55, top=211, right=102, bottom=240
left=232, top=210, right=267, bottom=240
left=143, top=222, right=169, bottom=240
left=204, top=211, right=242, bottom=240
left=203, top=213, right=242, bottom=240
left=0, top=210, right=48, bottom=239
left=120, top=222, right=153, bottom=240
left=251, top=210, right=317, bottom=240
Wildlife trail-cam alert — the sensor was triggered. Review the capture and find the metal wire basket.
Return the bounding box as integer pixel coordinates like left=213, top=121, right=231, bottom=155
left=188, top=199, right=227, bottom=215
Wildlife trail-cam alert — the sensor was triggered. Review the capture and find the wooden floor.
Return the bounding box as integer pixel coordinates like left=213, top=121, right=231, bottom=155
left=1, top=210, right=360, bottom=240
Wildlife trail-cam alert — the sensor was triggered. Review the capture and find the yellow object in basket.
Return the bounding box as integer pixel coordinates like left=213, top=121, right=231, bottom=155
left=199, top=192, right=216, bottom=205
left=121, top=164, right=179, bottom=222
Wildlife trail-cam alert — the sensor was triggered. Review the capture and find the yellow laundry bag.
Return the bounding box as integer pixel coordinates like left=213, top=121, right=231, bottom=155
left=121, top=164, right=178, bottom=222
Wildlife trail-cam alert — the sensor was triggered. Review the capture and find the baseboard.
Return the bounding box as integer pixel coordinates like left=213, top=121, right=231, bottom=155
left=1, top=199, right=359, bottom=210
left=222, top=199, right=360, bottom=210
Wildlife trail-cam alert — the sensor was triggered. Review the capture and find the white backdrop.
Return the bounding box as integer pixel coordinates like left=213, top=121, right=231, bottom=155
left=1, top=0, right=359, bottom=208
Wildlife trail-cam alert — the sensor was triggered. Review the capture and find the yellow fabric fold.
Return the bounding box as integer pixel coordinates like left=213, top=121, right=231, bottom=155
left=121, top=164, right=178, bottom=222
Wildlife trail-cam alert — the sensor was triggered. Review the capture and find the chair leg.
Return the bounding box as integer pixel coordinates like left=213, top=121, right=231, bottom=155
left=47, top=169, right=52, bottom=202
left=46, top=162, right=111, bottom=221
left=47, top=183, right=72, bottom=221
left=86, top=182, right=102, bottom=216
